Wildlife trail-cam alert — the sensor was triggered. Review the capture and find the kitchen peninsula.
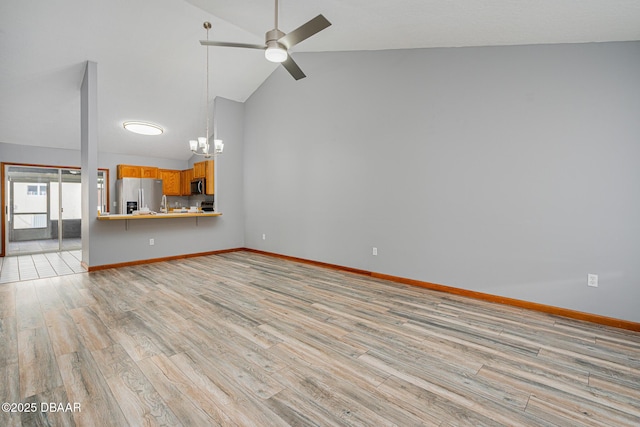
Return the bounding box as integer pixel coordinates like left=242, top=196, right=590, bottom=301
left=97, top=211, right=222, bottom=232
left=97, top=211, right=222, bottom=220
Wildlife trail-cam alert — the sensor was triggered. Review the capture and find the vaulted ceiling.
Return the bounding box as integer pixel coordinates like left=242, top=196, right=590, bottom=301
left=1, top=0, right=639, bottom=160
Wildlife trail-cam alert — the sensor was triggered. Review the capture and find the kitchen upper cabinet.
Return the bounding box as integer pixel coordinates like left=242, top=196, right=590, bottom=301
left=181, top=168, right=193, bottom=196
left=117, top=164, right=140, bottom=178
left=193, top=161, right=207, bottom=179
left=117, top=164, right=158, bottom=179
left=158, top=169, right=181, bottom=196
left=191, top=160, right=214, bottom=194
left=140, top=166, right=159, bottom=178
left=204, top=160, right=214, bottom=195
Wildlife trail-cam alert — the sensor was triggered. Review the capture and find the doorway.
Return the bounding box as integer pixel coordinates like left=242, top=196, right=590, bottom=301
left=3, top=165, right=107, bottom=256
left=5, top=165, right=81, bottom=254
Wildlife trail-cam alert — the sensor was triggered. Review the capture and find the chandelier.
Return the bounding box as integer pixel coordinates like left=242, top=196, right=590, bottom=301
left=189, top=22, right=224, bottom=158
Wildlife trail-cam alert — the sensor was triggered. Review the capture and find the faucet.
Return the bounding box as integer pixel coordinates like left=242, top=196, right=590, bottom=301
left=161, top=195, right=167, bottom=213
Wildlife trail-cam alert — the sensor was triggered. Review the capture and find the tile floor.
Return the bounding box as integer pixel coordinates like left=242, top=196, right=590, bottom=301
left=0, top=250, right=85, bottom=283
left=7, top=238, right=81, bottom=254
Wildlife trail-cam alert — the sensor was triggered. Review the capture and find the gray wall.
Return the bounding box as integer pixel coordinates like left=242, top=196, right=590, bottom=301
left=1, top=97, right=245, bottom=264
left=0, top=143, right=81, bottom=166
left=243, top=42, right=640, bottom=322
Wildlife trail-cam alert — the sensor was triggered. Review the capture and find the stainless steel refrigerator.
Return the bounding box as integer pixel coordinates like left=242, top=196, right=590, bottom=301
left=116, top=178, right=163, bottom=214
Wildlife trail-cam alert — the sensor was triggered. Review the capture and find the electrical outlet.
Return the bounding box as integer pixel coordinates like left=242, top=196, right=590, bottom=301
left=588, top=273, right=598, bottom=287
left=262, top=234, right=266, bottom=240
left=149, top=238, right=155, bottom=246
left=372, top=247, right=378, bottom=256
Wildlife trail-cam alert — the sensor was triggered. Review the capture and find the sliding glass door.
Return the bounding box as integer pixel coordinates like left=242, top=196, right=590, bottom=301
left=6, top=166, right=80, bottom=254
left=52, top=169, right=83, bottom=251
left=4, top=165, right=107, bottom=256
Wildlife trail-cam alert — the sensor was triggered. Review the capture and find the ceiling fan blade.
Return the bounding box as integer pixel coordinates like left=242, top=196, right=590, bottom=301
left=200, top=40, right=266, bottom=50
left=278, top=14, right=331, bottom=49
left=281, top=55, right=306, bottom=80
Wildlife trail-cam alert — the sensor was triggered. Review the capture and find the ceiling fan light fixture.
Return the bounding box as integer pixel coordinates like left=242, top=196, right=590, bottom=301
left=198, top=2, right=331, bottom=80
left=123, top=121, right=163, bottom=136
left=265, top=41, right=287, bottom=63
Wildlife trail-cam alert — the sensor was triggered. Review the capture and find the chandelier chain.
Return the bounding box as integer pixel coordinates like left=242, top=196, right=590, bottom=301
left=205, top=22, right=210, bottom=144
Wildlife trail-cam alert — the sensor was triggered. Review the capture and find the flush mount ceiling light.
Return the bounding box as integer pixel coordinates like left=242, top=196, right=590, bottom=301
left=123, top=121, right=164, bottom=136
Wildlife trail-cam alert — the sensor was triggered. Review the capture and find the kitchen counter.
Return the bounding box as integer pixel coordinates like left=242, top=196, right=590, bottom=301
left=97, top=212, right=222, bottom=220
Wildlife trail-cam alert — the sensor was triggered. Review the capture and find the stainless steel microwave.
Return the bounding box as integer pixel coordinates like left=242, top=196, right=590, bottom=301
left=190, top=178, right=205, bottom=195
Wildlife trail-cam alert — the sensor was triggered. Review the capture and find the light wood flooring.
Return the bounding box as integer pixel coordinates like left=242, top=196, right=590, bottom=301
left=1, top=251, right=639, bottom=426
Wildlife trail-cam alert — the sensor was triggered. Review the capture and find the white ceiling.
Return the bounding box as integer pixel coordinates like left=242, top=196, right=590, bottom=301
left=1, top=0, right=639, bottom=160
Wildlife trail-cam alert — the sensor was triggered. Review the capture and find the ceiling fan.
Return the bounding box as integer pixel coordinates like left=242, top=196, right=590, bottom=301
left=200, top=0, right=331, bottom=80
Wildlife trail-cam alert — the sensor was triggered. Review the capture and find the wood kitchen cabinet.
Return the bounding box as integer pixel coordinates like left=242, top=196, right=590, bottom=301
left=181, top=168, right=193, bottom=196
left=193, top=161, right=207, bottom=179
left=117, top=164, right=140, bottom=178
left=204, top=160, right=214, bottom=195
left=140, top=166, right=159, bottom=178
left=117, top=164, right=158, bottom=179
left=158, top=169, right=181, bottom=196
left=191, top=160, right=214, bottom=194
